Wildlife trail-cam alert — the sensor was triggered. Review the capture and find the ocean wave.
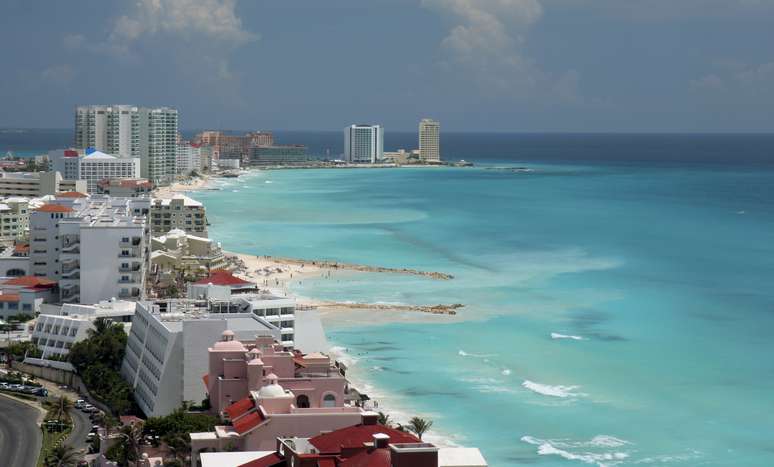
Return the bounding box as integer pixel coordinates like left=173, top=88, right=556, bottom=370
left=265, top=180, right=273, bottom=184
left=551, top=332, right=586, bottom=341
left=458, top=349, right=497, bottom=358
left=501, top=369, right=512, bottom=376
left=521, top=435, right=630, bottom=467
left=522, top=380, right=586, bottom=398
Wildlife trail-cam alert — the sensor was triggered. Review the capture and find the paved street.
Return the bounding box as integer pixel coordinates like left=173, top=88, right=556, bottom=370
left=0, top=394, right=42, bottom=467
left=66, top=406, right=91, bottom=453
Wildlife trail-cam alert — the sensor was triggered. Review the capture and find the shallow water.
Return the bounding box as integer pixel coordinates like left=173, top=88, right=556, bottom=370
left=194, top=146, right=774, bottom=466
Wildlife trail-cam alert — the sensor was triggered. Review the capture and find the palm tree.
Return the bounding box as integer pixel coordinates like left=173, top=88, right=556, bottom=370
left=119, top=423, right=144, bottom=465
left=407, top=417, right=433, bottom=440
left=377, top=411, right=393, bottom=427
left=45, top=444, right=78, bottom=467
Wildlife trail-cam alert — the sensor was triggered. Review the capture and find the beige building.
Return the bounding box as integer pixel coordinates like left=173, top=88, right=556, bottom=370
left=150, top=194, right=208, bottom=237
left=150, top=229, right=226, bottom=276
left=419, top=118, right=441, bottom=162
left=0, top=172, right=86, bottom=198
left=0, top=197, right=30, bottom=241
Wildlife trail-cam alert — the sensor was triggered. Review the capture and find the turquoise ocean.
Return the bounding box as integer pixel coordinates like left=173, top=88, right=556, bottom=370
left=5, top=131, right=774, bottom=466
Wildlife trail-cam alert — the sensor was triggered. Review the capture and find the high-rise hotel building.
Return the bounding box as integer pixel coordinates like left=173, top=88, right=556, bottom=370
left=344, top=124, right=383, bottom=163
left=74, top=105, right=178, bottom=185
left=419, top=118, right=440, bottom=162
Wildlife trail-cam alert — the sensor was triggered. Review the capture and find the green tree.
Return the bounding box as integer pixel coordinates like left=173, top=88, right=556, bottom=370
left=407, top=417, right=433, bottom=440
left=44, top=444, right=78, bottom=467
left=44, top=396, right=73, bottom=423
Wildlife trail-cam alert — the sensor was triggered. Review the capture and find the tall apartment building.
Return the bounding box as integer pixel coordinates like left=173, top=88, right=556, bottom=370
left=50, top=149, right=141, bottom=193
left=29, top=194, right=150, bottom=304
left=419, top=118, right=441, bottom=162
left=344, top=124, right=383, bottom=163
left=176, top=142, right=202, bottom=175
left=150, top=195, right=208, bottom=237
left=74, top=105, right=178, bottom=184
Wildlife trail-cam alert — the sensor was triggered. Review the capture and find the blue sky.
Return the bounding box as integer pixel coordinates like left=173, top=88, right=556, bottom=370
left=1, top=0, right=773, bottom=132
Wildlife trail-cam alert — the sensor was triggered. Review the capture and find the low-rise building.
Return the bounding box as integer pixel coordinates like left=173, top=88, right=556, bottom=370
left=247, top=146, right=308, bottom=166
left=0, top=171, right=86, bottom=198
left=0, top=242, right=30, bottom=277
left=30, top=299, right=137, bottom=357
left=193, top=412, right=487, bottom=467
left=150, top=229, right=226, bottom=276
left=96, top=178, right=154, bottom=197
left=78, top=151, right=141, bottom=193
left=150, top=195, right=208, bottom=237
left=0, top=275, right=58, bottom=319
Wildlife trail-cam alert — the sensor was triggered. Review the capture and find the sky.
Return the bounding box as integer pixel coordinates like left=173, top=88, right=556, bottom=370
left=1, top=0, right=774, bottom=132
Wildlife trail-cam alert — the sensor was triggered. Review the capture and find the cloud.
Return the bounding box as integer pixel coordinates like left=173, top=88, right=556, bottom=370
left=421, top=0, right=587, bottom=104
left=111, top=0, right=257, bottom=46
left=692, top=60, right=774, bottom=95
left=39, top=64, right=76, bottom=86
left=690, top=74, right=724, bottom=91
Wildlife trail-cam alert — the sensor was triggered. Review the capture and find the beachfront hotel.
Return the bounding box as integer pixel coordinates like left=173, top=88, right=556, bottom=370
left=0, top=171, right=86, bottom=198
left=419, top=118, right=441, bottom=162
left=120, top=297, right=295, bottom=417
left=74, top=105, right=178, bottom=184
left=196, top=412, right=488, bottom=467
left=190, top=331, right=361, bottom=457
left=28, top=193, right=150, bottom=304
left=344, top=124, right=384, bottom=163
left=49, top=148, right=141, bottom=193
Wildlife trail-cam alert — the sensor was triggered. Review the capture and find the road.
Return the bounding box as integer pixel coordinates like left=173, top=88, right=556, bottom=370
left=66, top=407, right=91, bottom=453
left=0, top=394, right=42, bottom=467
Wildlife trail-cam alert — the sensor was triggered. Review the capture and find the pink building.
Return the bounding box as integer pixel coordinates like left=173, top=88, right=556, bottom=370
left=205, top=331, right=348, bottom=414
left=192, top=331, right=363, bottom=460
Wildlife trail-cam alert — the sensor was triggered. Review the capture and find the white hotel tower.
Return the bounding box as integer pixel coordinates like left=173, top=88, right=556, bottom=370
left=344, top=124, right=383, bottom=163
left=419, top=118, right=441, bottom=162
left=74, top=105, right=178, bottom=185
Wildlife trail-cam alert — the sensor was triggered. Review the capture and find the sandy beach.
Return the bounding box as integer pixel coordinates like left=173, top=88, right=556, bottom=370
left=224, top=251, right=464, bottom=320
left=153, top=174, right=214, bottom=199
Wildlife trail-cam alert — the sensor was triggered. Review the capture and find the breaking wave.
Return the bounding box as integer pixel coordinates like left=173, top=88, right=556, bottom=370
left=522, top=380, right=586, bottom=398
left=551, top=332, right=586, bottom=340
left=521, top=435, right=631, bottom=466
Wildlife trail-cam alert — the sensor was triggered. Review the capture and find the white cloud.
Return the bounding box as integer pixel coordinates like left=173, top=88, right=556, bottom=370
left=422, top=0, right=587, bottom=104
left=692, top=60, right=774, bottom=95
left=111, top=0, right=257, bottom=46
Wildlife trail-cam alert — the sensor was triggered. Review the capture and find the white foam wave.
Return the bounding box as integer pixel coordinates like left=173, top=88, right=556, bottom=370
left=521, top=435, right=630, bottom=466
left=265, top=180, right=273, bottom=184
left=458, top=349, right=497, bottom=358
left=551, top=332, right=585, bottom=340
left=232, top=189, right=239, bottom=192
left=501, top=369, right=512, bottom=376
left=522, top=380, right=586, bottom=398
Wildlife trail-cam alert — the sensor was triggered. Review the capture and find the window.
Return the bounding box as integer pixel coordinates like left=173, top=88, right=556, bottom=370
left=322, top=393, right=336, bottom=408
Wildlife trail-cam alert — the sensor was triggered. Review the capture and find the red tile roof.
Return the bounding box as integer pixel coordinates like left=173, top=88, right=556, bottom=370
left=0, top=293, right=21, bottom=303
left=194, top=269, right=252, bottom=287
left=57, top=191, right=88, bottom=198
left=35, top=204, right=73, bottom=213
left=339, top=449, right=391, bottom=467
left=3, top=276, right=57, bottom=289
left=224, top=397, right=255, bottom=421
left=232, top=410, right=265, bottom=434
left=316, top=459, right=337, bottom=467
left=64, top=150, right=79, bottom=158
left=13, top=243, right=29, bottom=254
left=309, top=425, right=419, bottom=454
left=238, top=453, right=284, bottom=467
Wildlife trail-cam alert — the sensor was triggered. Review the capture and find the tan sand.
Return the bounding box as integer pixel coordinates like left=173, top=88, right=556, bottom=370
left=153, top=174, right=213, bottom=199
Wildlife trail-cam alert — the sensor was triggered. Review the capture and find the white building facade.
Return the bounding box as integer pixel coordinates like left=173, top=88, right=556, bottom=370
left=77, top=151, right=141, bottom=193
left=121, top=301, right=283, bottom=417
left=74, top=105, right=178, bottom=184
left=29, top=195, right=150, bottom=304
left=419, top=118, right=441, bottom=162
left=344, top=124, right=383, bottom=163
left=150, top=195, right=208, bottom=237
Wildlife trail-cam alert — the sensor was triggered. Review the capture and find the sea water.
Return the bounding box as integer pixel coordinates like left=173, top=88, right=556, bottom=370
left=7, top=132, right=774, bottom=466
